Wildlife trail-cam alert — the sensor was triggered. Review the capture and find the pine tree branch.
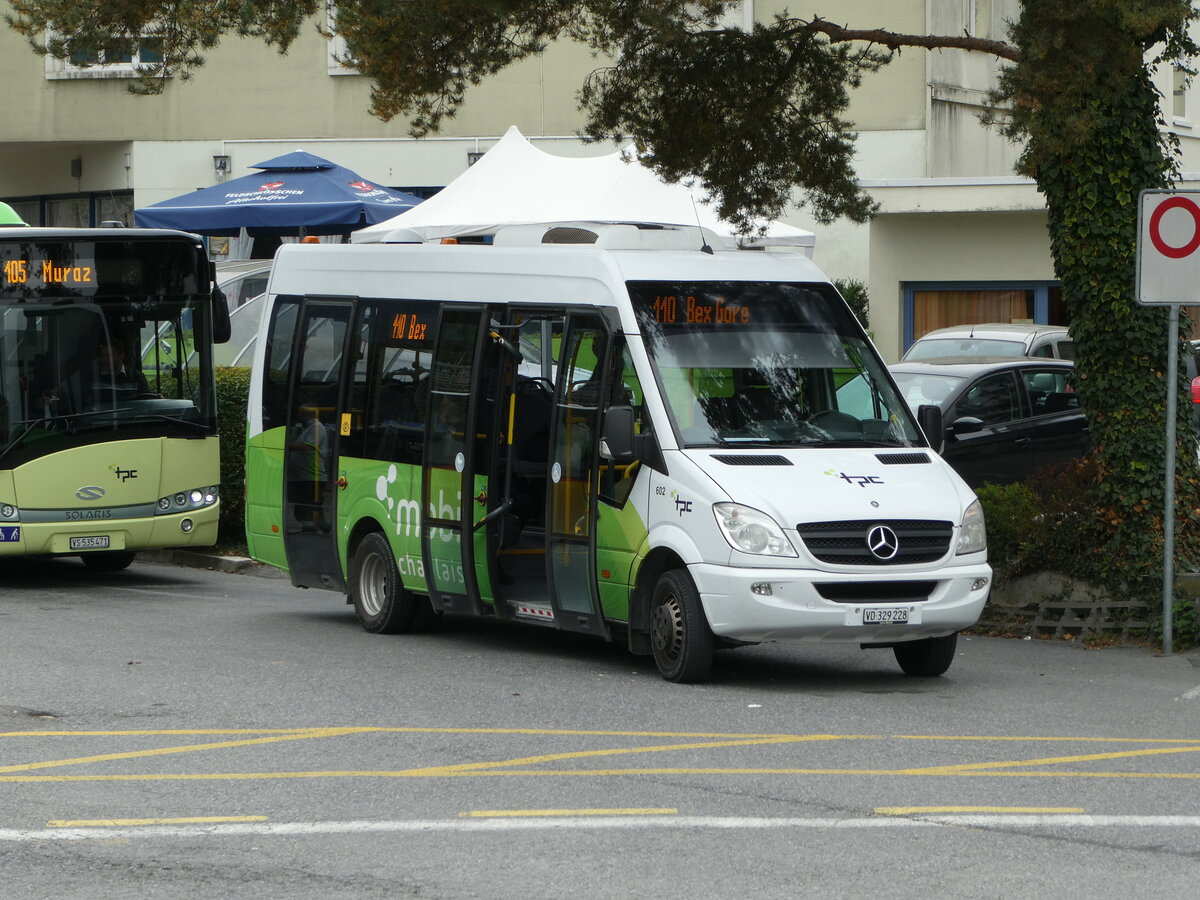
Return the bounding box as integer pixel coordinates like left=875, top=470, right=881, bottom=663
left=801, top=16, right=1020, bottom=63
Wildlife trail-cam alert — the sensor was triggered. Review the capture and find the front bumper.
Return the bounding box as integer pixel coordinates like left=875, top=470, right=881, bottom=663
left=692, top=560, right=991, bottom=644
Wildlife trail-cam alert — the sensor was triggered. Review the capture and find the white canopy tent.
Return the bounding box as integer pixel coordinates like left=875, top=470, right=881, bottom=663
left=352, top=126, right=815, bottom=254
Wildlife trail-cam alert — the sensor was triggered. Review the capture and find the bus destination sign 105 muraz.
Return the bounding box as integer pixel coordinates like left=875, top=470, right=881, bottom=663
left=2, top=257, right=95, bottom=290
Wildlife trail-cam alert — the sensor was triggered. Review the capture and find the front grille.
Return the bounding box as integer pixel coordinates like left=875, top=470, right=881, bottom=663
left=815, top=581, right=938, bottom=603
left=796, top=519, right=953, bottom=565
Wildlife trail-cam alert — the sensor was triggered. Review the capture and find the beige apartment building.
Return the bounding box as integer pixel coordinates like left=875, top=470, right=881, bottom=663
left=0, top=0, right=1195, bottom=359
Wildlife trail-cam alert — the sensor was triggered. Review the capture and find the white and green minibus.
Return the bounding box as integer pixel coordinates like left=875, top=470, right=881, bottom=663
left=245, top=223, right=990, bottom=682
left=0, top=227, right=230, bottom=570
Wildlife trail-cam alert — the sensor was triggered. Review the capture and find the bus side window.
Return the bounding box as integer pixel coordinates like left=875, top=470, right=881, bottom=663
left=357, top=301, right=429, bottom=466
left=600, top=342, right=645, bottom=507
left=261, top=300, right=300, bottom=431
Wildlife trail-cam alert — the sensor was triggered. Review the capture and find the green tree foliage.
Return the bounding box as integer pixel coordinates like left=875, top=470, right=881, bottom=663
left=833, top=278, right=869, bottom=331
left=9, top=0, right=1200, bottom=589
left=991, top=1, right=1200, bottom=586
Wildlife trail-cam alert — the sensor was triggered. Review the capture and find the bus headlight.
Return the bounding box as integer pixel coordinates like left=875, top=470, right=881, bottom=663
left=0, top=504, right=17, bottom=521
left=956, top=500, right=987, bottom=555
left=713, top=503, right=797, bottom=557
left=156, top=486, right=219, bottom=515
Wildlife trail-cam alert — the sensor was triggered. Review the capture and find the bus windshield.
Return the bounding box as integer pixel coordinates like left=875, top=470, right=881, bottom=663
left=629, top=280, right=922, bottom=448
left=0, top=237, right=216, bottom=465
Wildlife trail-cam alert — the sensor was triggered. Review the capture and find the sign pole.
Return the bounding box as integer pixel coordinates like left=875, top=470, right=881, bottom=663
left=1135, top=190, right=1200, bottom=655
left=1162, top=305, right=1179, bottom=656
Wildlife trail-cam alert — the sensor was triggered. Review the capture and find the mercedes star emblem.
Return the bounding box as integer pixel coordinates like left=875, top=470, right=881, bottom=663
left=866, top=524, right=899, bottom=561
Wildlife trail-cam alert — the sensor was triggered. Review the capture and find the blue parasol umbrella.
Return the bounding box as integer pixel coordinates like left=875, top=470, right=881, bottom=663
left=134, top=151, right=422, bottom=236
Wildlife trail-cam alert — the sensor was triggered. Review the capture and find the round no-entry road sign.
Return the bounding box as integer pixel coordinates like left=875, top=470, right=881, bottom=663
left=1137, top=190, right=1200, bottom=305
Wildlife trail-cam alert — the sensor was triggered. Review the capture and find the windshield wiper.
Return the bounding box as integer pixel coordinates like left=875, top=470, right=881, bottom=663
left=0, top=414, right=79, bottom=462
left=132, top=413, right=210, bottom=433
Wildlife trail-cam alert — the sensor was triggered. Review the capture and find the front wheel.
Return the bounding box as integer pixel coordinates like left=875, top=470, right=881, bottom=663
left=650, top=569, right=714, bottom=683
left=80, top=551, right=136, bottom=572
left=349, top=532, right=417, bottom=634
left=893, top=633, right=958, bottom=677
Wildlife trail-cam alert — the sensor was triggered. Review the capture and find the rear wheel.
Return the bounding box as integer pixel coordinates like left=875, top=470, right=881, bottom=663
left=650, top=569, right=714, bottom=683
left=349, top=532, right=417, bottom=634
left=893, top=633, right=958, bottom=677
left=80, top=551, right=136, bottom=572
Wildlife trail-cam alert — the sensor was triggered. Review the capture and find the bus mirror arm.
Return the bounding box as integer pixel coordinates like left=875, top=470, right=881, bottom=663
left=602, top=405, right=668, bottom=475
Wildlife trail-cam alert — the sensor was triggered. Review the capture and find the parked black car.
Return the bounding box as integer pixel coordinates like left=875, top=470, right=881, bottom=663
left=889, top=357, right=1090, bottom=488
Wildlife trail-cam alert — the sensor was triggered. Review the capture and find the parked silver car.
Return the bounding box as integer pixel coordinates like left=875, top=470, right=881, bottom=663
left=902, top=323, right=1072, bottom=362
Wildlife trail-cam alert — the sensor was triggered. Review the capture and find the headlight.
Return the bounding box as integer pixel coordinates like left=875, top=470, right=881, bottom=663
left=713, top=503, right=797, bottom=557
left=956, top=499, right=987, bottom=555
left=156, top=486, right=219, bottom=515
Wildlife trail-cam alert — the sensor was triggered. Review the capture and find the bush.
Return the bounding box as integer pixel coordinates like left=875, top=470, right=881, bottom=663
left=974, top=482, right=1041, bottom=583
left=833, top=278, right=869, bottom=331
left=215, top=367, right=251, bottom=547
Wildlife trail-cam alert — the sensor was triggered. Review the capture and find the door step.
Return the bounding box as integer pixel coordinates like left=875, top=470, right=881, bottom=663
left=512, top=602, right=557, bottom=625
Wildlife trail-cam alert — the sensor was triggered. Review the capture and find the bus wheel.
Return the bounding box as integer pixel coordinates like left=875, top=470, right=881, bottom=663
left=893, top=633, right=958, bottom=677
left=80, top=551, right=136, bottom=572
left=650, top=569, right=714, bottom=683
left=349, top=532, right=416, bottom=634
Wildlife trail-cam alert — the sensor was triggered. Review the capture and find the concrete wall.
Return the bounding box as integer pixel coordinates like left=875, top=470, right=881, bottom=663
left=868, top=210, right=1056, bottom=360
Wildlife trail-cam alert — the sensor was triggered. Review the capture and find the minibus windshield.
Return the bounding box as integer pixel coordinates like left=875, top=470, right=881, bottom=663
left=629, top=280, right=923, bottom=448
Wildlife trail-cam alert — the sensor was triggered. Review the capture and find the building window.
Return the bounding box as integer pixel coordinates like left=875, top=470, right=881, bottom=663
left=2, top=199, right=40, bottom=226
left=97, top=193, right=134, bottom=226
left=962, top=0, right=993, bottom=39
left=44, top=31, right=163, bottom=81
left=46, top=197, right=89, bottom=227
left=1174, top=65, right=1189, bottom=121
left=2, top=192, right=133, bottom=228
left=903, top=282, right=1067, bottom=350
left=326, top=3, right=357, bottom=76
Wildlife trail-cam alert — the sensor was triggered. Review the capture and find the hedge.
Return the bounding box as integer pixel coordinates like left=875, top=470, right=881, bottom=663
left=215, top=367, right=251, bottom=547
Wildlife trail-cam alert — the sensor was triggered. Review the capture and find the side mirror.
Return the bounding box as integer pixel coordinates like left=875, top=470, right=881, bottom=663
left=211, top=286, right=231, bottom=344
left=916, top=404, right=944, bottom=454
left=601, top=405, right=637, bottom=462
left=950, top=416, right=985, bottom=436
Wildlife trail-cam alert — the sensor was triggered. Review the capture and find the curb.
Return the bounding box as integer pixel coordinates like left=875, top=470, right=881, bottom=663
left=137, top=548, right=266, bottom=575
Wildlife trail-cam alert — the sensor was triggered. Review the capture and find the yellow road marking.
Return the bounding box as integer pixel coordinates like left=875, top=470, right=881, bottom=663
left=5, top=768, right=1200, bottom=783
left=902, top=745, right=1200, bottom=775
left=894, top=735, right=1200, bottom=744
left=405, top=734, right=841, bottom=777
left=0, top=727, right=364, bottom=775
left=875, top=806, right=1085, bottom=815
left=0, top=728, right=860, bottom=739
left=47, top=816, right=268, bottom=827
left=461, top=808, right=676, bottom=818
left=3, top=729, right=1199, bottom=786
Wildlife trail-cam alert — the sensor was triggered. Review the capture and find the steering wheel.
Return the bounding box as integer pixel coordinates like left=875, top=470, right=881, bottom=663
left=518, top=376, right=554, bottom=396
left=808, top=410, right=861, bottom=433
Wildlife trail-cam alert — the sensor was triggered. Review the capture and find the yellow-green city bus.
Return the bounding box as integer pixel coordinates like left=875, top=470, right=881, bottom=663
left=245, top=223, right=990, bottom=682
left=0, top=227, right=230, bottom=571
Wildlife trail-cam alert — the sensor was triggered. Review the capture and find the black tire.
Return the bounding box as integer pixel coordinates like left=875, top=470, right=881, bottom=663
left=349, top=532, right=417, bottom=634
left=650, top=569, right=714, bottom=683
left=893, top=633, right=958, bottom=677
left=80, top=551, right=136, bottom=572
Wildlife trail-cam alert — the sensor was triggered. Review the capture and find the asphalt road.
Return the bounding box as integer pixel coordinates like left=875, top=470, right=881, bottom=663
left=3, top=555, right=1200, bottom=899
